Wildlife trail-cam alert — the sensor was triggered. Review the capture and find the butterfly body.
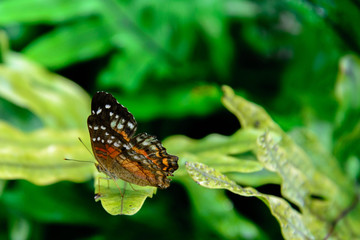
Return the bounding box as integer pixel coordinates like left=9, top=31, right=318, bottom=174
left=87, top=92, right=178, bottom=189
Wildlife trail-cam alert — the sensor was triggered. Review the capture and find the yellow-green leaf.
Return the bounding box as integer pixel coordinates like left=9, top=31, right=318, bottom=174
left=0, top=121, right=93, bottom=185
left=186, top=161, right=313, bottom=240
left=94, top=171, right=156, bottom=215
left=216, top=85, right=360, bottom=239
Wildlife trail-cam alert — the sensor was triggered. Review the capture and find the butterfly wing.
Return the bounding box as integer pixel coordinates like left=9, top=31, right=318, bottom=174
left=88, top=91, right=178, bottom=189
left=129, top=133, right=179, bottom=188
left=90, top=91, right=137, bottom=141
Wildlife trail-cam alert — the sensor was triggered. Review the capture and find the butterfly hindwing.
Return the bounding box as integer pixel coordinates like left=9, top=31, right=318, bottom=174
left=130, top=133, right=179, bottom=175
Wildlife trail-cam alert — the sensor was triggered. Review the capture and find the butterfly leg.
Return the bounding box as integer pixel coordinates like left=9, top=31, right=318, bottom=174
left=95, top=176, right=112, bottom=200
left=128, top=183, right=137, bottom=192
left=119, top=181, right=128, bottom=215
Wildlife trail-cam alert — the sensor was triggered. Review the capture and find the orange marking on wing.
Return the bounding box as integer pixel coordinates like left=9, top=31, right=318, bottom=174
left=162, top=158, right=169, bottom=170
left=132, top=146, right=149, bottom=158
left=96, top=153, right=107, bottom=160
left=122, top=159, right=156, bottom=182
left=95, top=146, right=107, bottom=153
left=106, top=146, right=120, bottom=159
left=115, top=130, right=130, bottom=141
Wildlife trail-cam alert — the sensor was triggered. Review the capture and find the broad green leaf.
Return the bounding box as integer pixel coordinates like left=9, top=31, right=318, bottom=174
left=23, top=18, right=112, bottom=69
left=0, top=0, right=100, bottom=24
left=211, top=85, right=360, bottom=239
left=221, top=85, right=282, bottom=132
left=94, top=171, right=156, bottom=216
left=183, top=177, right=267, bottom=239
left=164, top=130, right=266, bottom=180
left=0, top=43, right=90, bottom=129
left=0, top=121, right=92, bottom=185
left=186, top=162, right=313, bottom=240
left=0, top=34, right=93, bottom=184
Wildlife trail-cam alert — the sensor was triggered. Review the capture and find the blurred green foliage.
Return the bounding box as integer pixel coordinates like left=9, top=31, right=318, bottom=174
left=1, top=0, right=360, bottom=239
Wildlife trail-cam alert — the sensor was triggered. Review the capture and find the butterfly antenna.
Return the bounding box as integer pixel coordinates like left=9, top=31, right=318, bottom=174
left=63, top=137, right=95, bottom=163
left=64, top=158, right=94, bottom=164
left=78, top=137, right=94, bottom=158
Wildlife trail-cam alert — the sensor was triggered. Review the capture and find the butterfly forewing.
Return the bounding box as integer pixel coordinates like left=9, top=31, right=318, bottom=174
left=91, top=92, right=137, bottom=141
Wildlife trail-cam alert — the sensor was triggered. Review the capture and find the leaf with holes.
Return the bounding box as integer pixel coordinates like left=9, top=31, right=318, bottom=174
left=186, top=161, right=313, bottom=240
left=215, top=86, right=359, bottom=239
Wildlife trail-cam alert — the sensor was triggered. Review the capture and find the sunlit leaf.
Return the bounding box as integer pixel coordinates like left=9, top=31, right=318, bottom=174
left=183, top=177, right=267, bottom=239
left=0, top=121, right=92, bottom=185
left=212, top=85, right=360, bottom=239
left=94, top=171, right=156, bottom=215
left=186, top=161, right=313, bottom=240
left=164, top=129, right=266, bottom=182
left=0, top=35, right=93, bottom=184
left=0, top=42, right=90, bottom=129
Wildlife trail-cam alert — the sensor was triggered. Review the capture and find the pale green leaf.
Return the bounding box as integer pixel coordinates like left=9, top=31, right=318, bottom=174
left=183, top=177, right=267, bottom=239
left=94, top=171, right=156, bottom=215
left=0, top=119, right=93, bottom=185
left=186, top=162, right=314, bottom=240
left=0, top=46, right=90, bottom=130
left=217, top=85, right=360, bottom=239
left=0, top=35, right=93, bottom=184
left=164, top=130, right=265, bottom=180
left=221, top=85, right=282, bottom=132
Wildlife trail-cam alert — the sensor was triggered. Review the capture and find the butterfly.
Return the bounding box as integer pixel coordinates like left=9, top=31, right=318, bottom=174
left=87, top=91, right=179, bottom=190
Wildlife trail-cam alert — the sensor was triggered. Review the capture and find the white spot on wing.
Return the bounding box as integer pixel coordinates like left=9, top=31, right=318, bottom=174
left=114, top=141, right=120, bottom=147
left=117, top=122, right=123, bottom=130
left=127, top=121, right=134, bottom=129
left=92, top=110, right=95, bottom=114
left=105, top=104, right=111, bottom=109
left=92, top=138, right=96, bottom=141
left=109, top=112, right=114, bottom=117
left=149, top=145, right=158, bottom=151
left=100, top=125, right=106, bottom=130
left=93, top=126, right=99, bottom=130
left=97, top=137, right=100, bottom=141
left=110, top=121, right=116, bottom=128
left=101, top=139, right=104, bottom=143
left=88, top=125, right=93, bottom=129
left=105, top=132, right=109, bottom=136
left=107, top=139, right=112, bottom=144
left=96, top=108, right=102, bottom=115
